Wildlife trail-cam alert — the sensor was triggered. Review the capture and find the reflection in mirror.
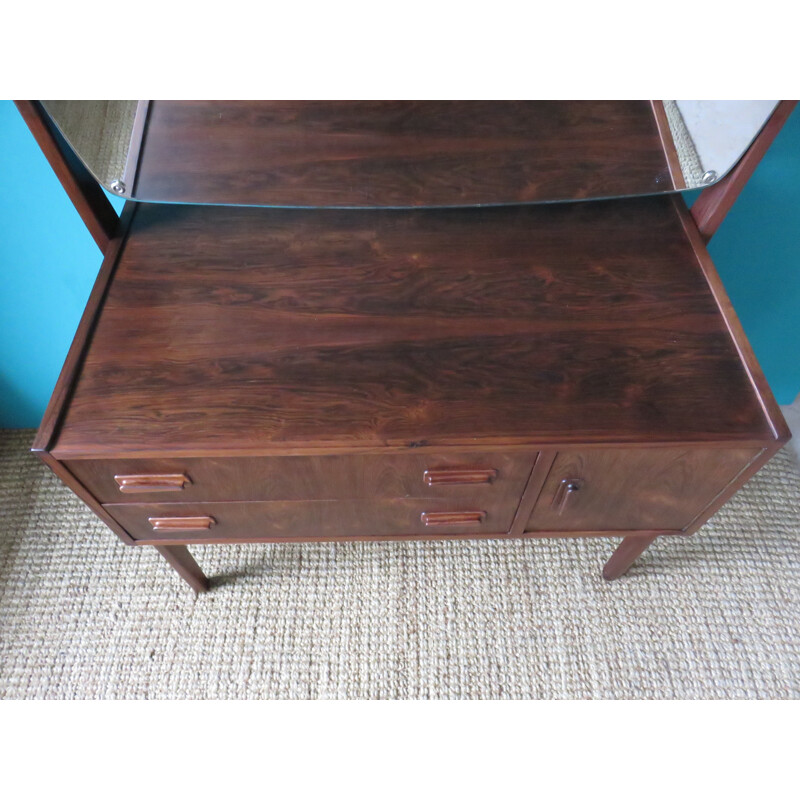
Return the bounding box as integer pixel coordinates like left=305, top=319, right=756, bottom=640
left=42, top=100, right=140, bottom=195
left=39, top=100, right=782, bottom=206
left=663, top=100, right=778, bottom=188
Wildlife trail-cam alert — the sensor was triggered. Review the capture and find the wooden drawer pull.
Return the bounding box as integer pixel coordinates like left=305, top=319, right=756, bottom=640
left=424, top=468, right=497, bottom=486
left=552, top=478, right=583, bottom=515
left=115, top=473, right=191, bottom=493
left=148, top=516, right=215, bottom=532
left=421, top=511, right=486, bottom=526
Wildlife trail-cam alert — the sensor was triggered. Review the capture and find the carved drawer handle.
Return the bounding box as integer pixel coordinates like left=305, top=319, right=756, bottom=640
left=552, top=478, right=582, bottom=515
left=424, top=468, right=498, bottom=486
left=421, top=511, right=486, bottom=526
left=148, top=516, right=215, bottom=532
left=115, top=473, right=191, bottom=493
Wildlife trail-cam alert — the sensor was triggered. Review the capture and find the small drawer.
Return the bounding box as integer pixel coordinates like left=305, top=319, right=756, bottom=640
left=67, top=452, right=535, bottom=504
left=104, top=498, right=513, bottom=543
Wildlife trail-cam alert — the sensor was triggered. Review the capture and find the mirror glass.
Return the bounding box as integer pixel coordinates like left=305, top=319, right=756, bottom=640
left=42, top=100, right=779, bottom=208
left=663, top=100, right=778, bottom=188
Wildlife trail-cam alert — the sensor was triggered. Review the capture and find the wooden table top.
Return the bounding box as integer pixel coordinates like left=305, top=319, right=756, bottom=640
left=52, top=195, right=775, bottom=458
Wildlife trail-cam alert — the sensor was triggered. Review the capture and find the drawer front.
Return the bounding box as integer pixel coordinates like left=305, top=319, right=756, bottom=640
left=526, top=447, right=761, bottom=532
left=105, top=498, right=514, bottom=542
left=67, top=452, right=535, bottom=504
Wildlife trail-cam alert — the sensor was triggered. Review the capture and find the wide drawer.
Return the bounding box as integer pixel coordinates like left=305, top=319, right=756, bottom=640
left=67, top=452, right=535, bottom=504
left=105, top=498, right=515, bottom=543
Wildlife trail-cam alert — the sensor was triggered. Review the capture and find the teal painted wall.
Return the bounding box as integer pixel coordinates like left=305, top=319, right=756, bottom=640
left=705, top=109, right=800, bottom=407
left=1, top=101, right=798, bottom=428
left=0, top=101, right=123, bottom=427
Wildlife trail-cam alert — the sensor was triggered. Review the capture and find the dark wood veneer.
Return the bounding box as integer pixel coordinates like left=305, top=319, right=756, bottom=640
left=106, top=498, right=511, bottom=542
left=39, top=193, right=787, bottom=589
left=65, top=451, right=534, bottom=504
left=125, top=525, right=682, bottom=548
left=133, top=100, right=674, bottom=207
left=52, top=197, right=773, bottom=459
left=651, top=101, right=686, bottom=190
left=525, top=447, right=761, bottom=532
left=32, top=203, right=137, bottom=453
left=25, top=101, right=790, bottom=590
left=673, top=195, right=789, bottom=443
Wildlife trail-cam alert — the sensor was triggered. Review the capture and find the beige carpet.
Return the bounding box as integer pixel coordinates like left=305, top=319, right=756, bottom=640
left=1, top=429, right=798, bottom=699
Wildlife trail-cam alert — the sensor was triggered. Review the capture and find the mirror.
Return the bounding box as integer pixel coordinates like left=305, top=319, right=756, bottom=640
left=42, top=101, right=142, bottom=196
left=41, top=100, right=780, bottom=208
left=662, top=100, right=778, bottom=188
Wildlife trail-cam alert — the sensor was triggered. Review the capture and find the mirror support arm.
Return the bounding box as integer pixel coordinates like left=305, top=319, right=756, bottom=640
left=14, top=100, right=119, bottom=254
left=690, top=100, right=797, bottom=244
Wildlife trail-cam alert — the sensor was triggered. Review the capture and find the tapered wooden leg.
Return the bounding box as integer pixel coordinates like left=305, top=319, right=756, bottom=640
left=154, top=545, right=209, bottom=592
left=602, top=535, right=659, bottom=581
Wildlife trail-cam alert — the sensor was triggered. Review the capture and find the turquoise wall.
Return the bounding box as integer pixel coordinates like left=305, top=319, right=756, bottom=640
left=0, top=101, right=123, bottom=427
left=1, top=101, right=798, bottom=427
left=705, top=110, right=800, bottom=407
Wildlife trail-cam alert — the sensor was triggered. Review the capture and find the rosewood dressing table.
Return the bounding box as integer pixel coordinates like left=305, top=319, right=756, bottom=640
left=17, top=100, right=794, bottom=592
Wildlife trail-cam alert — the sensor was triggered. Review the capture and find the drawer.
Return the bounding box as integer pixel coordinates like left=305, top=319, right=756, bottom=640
left=67, top=452, right=535, bottom=504
left=105, top=498, right=515, bottom=543
left=526, top=447, right=761, bottom=532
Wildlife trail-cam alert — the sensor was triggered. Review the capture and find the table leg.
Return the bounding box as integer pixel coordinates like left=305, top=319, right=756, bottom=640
left=154, top=545, right=209, bottom=592
left=602, top=535, right=659, bottom=581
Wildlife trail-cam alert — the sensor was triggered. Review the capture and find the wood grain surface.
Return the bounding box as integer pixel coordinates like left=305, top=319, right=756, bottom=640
left=133, top=100, right=674, bottom=207
left=51, top=196, right=775, bottom=458
left=27, top=101, right=790, bottom=589
left=31, top=203, right=136, bottom=453
left=525, top=447, right=761, bottom=532
left=65, top=451, right=534, bottom=504
left=106, top=498, right=513, bottom=542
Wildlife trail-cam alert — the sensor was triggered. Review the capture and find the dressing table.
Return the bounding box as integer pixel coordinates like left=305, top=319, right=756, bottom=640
left=17, top=100, right=794, bottom=592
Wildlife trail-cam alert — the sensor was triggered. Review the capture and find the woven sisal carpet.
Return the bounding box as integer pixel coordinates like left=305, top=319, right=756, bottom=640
left=1, top=429, right=798, bottom=699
